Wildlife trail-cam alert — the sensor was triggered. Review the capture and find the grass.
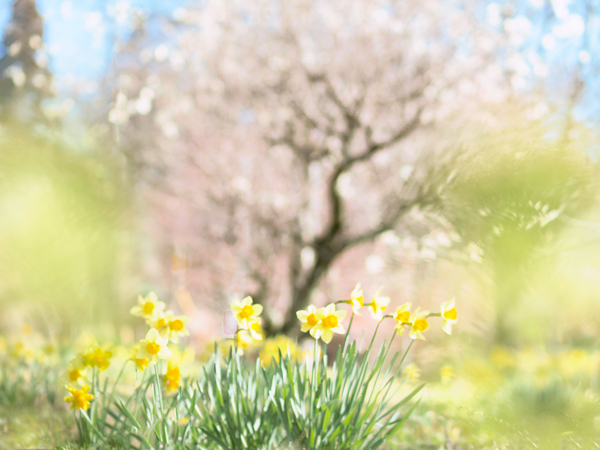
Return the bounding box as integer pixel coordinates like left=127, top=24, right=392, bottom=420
left=0, top=405, right=73, bottom=449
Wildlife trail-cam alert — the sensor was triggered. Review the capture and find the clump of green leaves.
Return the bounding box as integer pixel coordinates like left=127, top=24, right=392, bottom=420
left=68, top=320, right=423, bottom=450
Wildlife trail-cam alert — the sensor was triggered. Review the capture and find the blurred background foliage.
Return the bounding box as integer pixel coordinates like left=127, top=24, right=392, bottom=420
left=0, top=130, right=126, bottom=332
left=0, top=0, right=600, bottom=446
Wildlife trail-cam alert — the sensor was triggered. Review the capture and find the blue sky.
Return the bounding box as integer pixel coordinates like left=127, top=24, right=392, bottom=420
left=0, top=0, right=597, bottom=125
left=0, top=0, right=188, bottom=91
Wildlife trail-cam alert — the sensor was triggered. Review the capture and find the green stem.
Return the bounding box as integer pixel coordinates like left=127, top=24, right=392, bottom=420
left=80, top=409, right=106, bottom=443
left=342, top=312, right=355, bottom=351
left=134, top=365, right=148, bottom=420
left=153, top=362, right=164, bottom=413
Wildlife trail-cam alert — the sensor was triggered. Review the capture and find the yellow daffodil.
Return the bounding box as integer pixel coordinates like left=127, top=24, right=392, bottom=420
left=296, top=305, right=323, bottom=337
left=146, top=310, right=173, bottom=331
left=393, top=302, right=412, bottom=335
left=409, top=309, right=429, bottom=340
left=164, top=361, right=181, bottom=393
left=136, top=328, right=172, bottom=364
left=166, top=315, right=191, bottom=342
left=42, top=343, right=56, bottom=355
left=313, top=303, right=346, bottom=344
left=440, top=299, right=457, bottom=335
left=130, top=292, right=165, bottom=319
left=64, top=384, right=94, bottom=411
left=131, top=344, right=149, bottom=371
left=235, top=330, right=256, bottom=355
left=346, top=283, right=364, bottom=315
left=231, top=296, right=263, bottom=330
left=178, top=417, right=190, bottom=426
left=62, top=358, right=88, bottom=385
left=81, top=346, right=113, bottom=371
left=248, top=320, right=264, bottom=341
left=368, top=288, right=390, bottom=320
left=260, top=335, right=299, bottom=366
left=10, top=341, right=34, bottom=361
left=440, top=365, right=454, bottom=384
left=402, top=362, right=420, bottom=380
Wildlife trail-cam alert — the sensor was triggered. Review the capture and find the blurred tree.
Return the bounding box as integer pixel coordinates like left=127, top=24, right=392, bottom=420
left=101, top=0, right=531, bottom=336
left=440, top=118, right=599, bottom=344
left=0, top=0, right=54, bottom=125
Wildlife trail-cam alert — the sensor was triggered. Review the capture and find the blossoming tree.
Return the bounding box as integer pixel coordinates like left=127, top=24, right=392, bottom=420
left=103, top=0, right=534, bottom=335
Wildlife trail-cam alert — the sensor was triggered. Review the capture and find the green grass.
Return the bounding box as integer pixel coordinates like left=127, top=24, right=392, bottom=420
left=0, top=405, right=72, bottom=449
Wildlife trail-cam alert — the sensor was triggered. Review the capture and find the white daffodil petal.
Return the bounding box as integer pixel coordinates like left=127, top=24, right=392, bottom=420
left=146, top=328, right=159, bottom=341
left=321, top=329, right=333, bottom=344
left=334, top=310, right=347, bottom=321
left=297, top=311, right=309, bottom=321
left=158, top=347, right=172, bottom=358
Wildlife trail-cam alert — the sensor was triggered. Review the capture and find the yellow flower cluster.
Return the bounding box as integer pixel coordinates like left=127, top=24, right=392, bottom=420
left=130, top=292, right=191, bottom=394
left=164, top=361, right=182, bottom=394
left=299, top=284, right=458, bottom=342
left=394, top=299, right=457, bottom=340
left=297, top=303, right=347, bottom=344
left=231, top=296, right=264, bottom=340
left=62, top=344, right=112, bottom=410
left=131, top=292, right=190, bottom=343
left=65, top=384, right=95, bottom=411
left=346, top=284, right=391, bottom=319
left=259, top=335, right=300, bottom=366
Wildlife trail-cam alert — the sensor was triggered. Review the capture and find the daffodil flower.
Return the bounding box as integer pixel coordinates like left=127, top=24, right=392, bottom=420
left=368, top=288, right=390, bottom=320
left=346, top=283, right=364, bottom=315
left=131, top=344, right=149, bottom=371
left=164, top=361, right=181, bottom=394
left=402, top=362, right=420, bottom=380
left=62, top=357, right=88, bottom=385
left=64, top=384, right=94, bottom=411
left=260, top=335, right=299, bottom=366
left=313, top=303, right=346, bottom=344
left=440, top=365, right=454, bottom=384
left=137, top=328, right=172, bottom=364
left=394, top=302, right=412, bottom=335
left=165, top=314, right=191, bottom=343
left=248, top=320, right=264, bottom=341
left=81, top=346, right=113, bottom=371
left=131, top=292, right=166, bottom=319
left=235, top=330, right=255, bottom=355
left=146, top=310, right=173, bottom=331
left=440, top=299, right=457, bottom=335
left=296, top=305, right=323, bottom=337
left=409, top=309, right=429, bottom=340
left=231, top=296, right=263, bottom=330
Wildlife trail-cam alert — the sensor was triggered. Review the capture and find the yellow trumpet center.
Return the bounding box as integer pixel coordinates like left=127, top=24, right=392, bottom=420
left=251, top=322, right=261, bottom=331
left=69, top=369, right=81, bottom=381
left=306, top=313, right=319, bottom=327
left=443, top=308, right=457, bottom=320
left=146, top=341, right=160, bottom=355
left=135, top=358, right=148, bottom=370
left=372, top=302, right=386, bottom=313
left=413, top=318, right=429, bottom=332
left=322, top=314, right=338, bottom=329
left=143, top=302, right=155, bottom=314
left=169, top=319, right=184, bottom=331
left=395, top=311, right=410, bottom=323
left=238, top=305, right=255, bottom=320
